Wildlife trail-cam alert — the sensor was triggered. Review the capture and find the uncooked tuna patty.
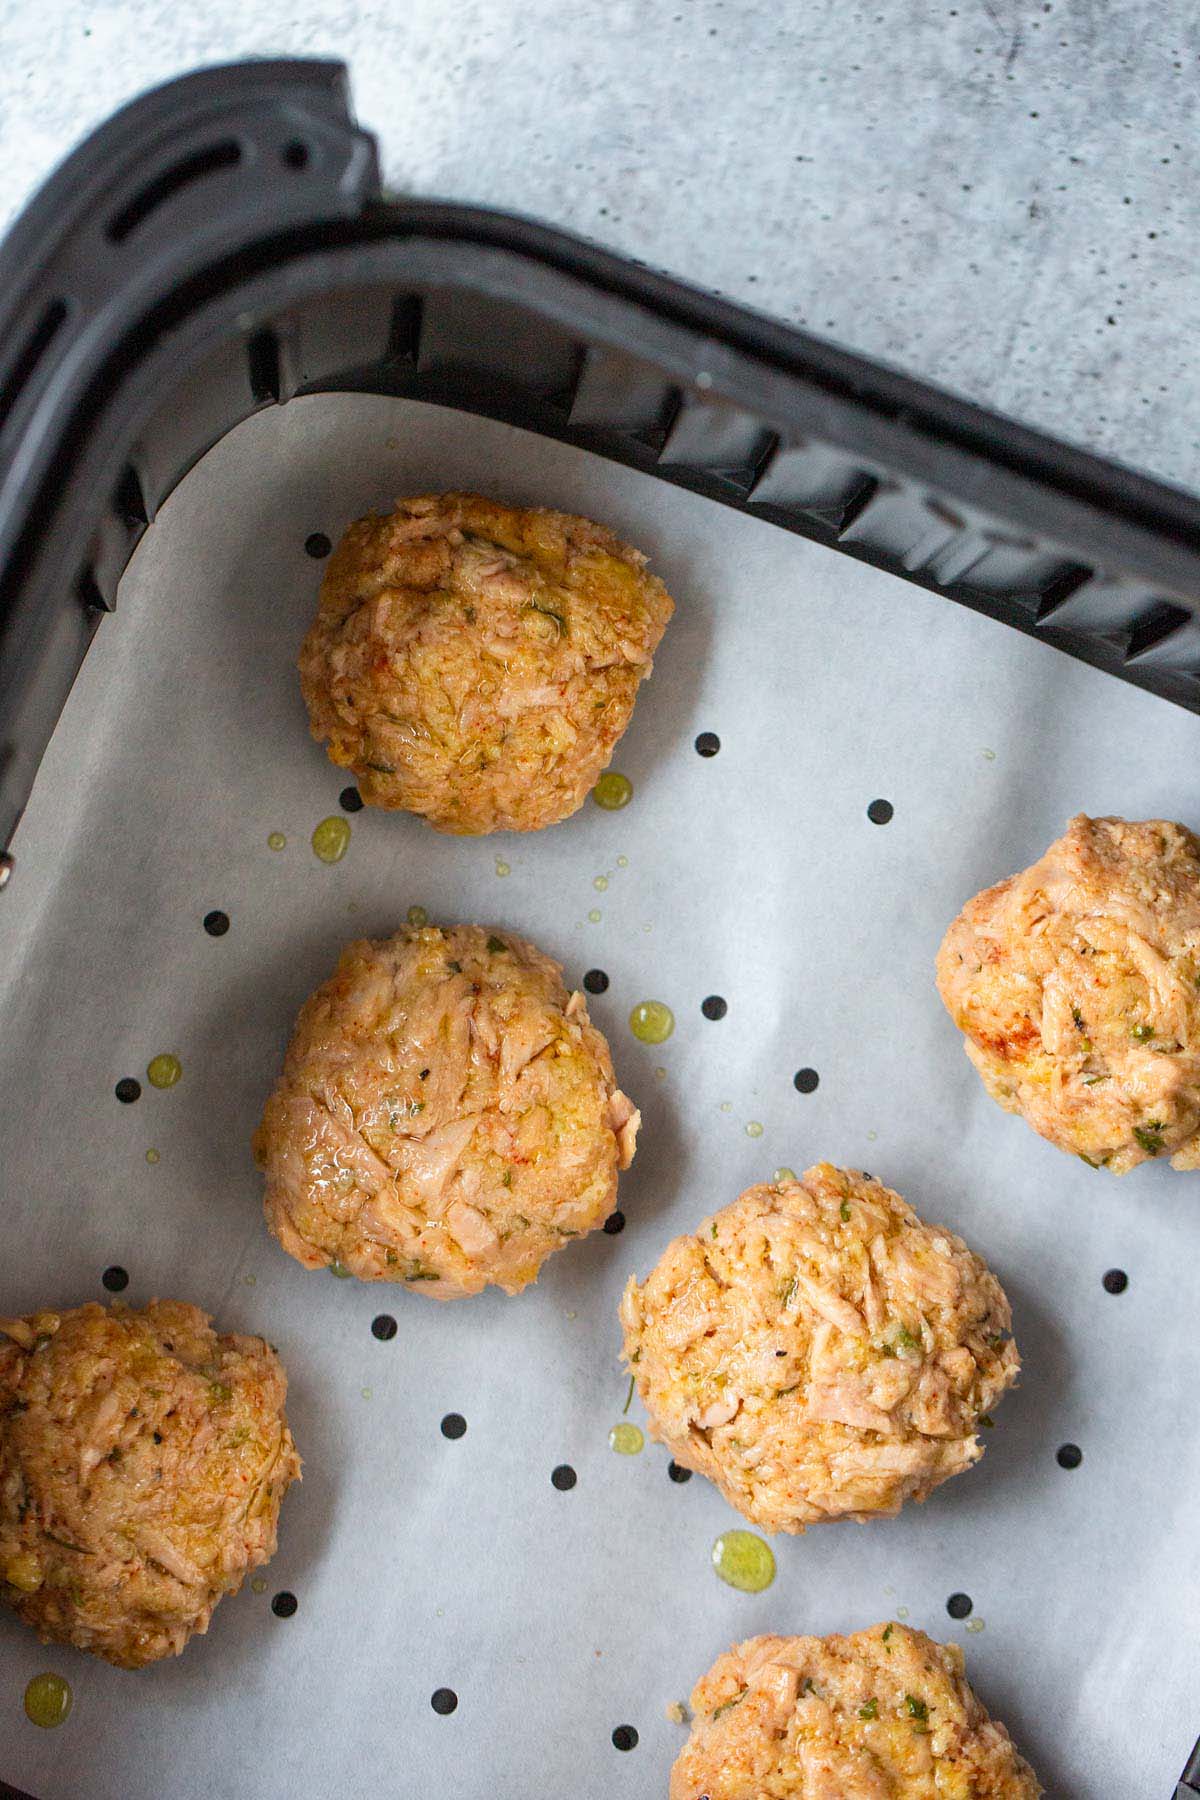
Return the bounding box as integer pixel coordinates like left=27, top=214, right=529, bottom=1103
left=937, top=814, right=1200, bottom=1172
left=0, top=1301, right=299, bottom=1669
left=671, top=1625, right=1041, bottom=1799
left=621, top=1165, right=1017, bottom=1531
left=298, top=493, right=675, bottom=833
left=255, top=924, right=639, bottom=1295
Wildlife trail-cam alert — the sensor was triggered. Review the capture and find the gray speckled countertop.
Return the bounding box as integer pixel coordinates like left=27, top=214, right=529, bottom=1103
left=0, top=1, right=1196, bottom=489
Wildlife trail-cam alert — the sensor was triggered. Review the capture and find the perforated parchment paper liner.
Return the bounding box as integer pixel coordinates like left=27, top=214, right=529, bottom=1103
left=1, top=394, right=1200, bottom=1800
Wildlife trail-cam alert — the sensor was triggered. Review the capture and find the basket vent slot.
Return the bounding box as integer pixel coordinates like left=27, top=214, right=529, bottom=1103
left=0, top=298, right=68, bottom=429
left=106, top=140, right=241, bottom=244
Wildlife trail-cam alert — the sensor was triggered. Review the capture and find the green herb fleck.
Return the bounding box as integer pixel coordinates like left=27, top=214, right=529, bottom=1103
left=905, top=1695, right=929, bottom=1723
left=1072, top=1007, right=1086, bottom=1032
left=881, top=1624, right=893, bottom=1643
left=839, top=1201, right=851, bottom=1222
left=405, top=1268, right=439, bottom=1282
left=486, top=935, right=507, bottom=954
left=208, top=1381, right=232, bottom=1404
left=892, top=1325, right=920, bottom=1355
left=858, top=1699, right=878, bottom=1720
left=1082, top=1074, right=1109, bottom=1086
left=447, top=960, right=463, bottom=974
left=711, top=1693, right=745, bottom=1722
left=1131, top=1023, right=1155, bottom=1041
left=980, top=1413, right=994, bottom=1429
left=1078, top=1153, right=1102, bottom=1169
left=711, top=1222, right=718, bottom=1239
left=364, top=760, right=396, bottom=775
left=802, top=1678, right=816, bottom=1695
left=780, top=1278, right=797, bottom=1307
left=501, top=1169, right=514, bottom=1188
left=1134, top=1122, right=1166, bottom=1156
left=623, top=1375, right=635, bottom=1416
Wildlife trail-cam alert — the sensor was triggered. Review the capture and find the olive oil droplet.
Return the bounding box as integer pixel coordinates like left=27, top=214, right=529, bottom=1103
left=745, top=1121, right=764, bottom=1139
left=712, top=1531, right=775, bottom=1593
left=593, top=875, right=609, bottom=891
left=616, top=855, right=629, bottom=868
left=328, top=1260, right=352, bottom=1279
left=495, top=859, right=511, bottom=878
left=629, top=1001, right=674, bottom=1045
left=609, top=1423, right=644, bottom=1455
left=145, top=1148, right=160, bottom=1165
left=267, top=831, right=287, bottom=852
left=593, top=771, right=633, bottom=810
left=146, top=1054, right=181, bottom=1090
left=24, top=1672, right=71, bottom=1729
left=588, top=909, right=602, bottom=923
left=774, top=1167, right=797, bottom=1183
left=311, top=815, right=350, bottom=864
left=250, top=1576, right=267, bottom=1595
left=407, top=905, right=429, bottom=927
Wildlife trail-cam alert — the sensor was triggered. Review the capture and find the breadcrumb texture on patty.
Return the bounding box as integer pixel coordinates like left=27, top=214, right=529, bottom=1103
left=299, top=492, right=675, bottom=834
left=621, top=1165, right=1017, bottom=1532
left=670, top=1625, right=1042, bottom=1799
left=937, top=814, right=1200, bottom=1173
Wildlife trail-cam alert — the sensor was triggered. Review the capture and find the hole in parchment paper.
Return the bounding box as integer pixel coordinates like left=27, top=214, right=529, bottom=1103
left=1056, top=1443, right=1082, bottom=1469
left=339, top=786, right=364, bottom=814
left=102, top=1266, right=129, bottom=1293
left=583, top=969, right=609, bottom=994
left=867, top=798, right=894, bottom=825
left=203, top=910, right=230, bottom=937
left=701, top=995, right=727, bottom=1020
left=1102, top=1269, right=1128, bottom=1294
left=115, top=1078, right=141, bottom=1104
left=431, top=1688, right=458, bottom=1715
left=695, top=732, right=720, bottom=757
left=603, top=1212, right=625, bottom=1235
left=612, top=1726, right=638, bottom=1751
left=371, top=1315, right=397, bottom=1341
left=441, top=1414, right=466, bottom=1440
left=946, top=1592, right=973, bottom=1619
left=668, top=1461, right=692, bottom=1484
left=271, top=1591, right=298, bottom=1617
left=551, top=1464, right=577, bottom=1491
left=304, top=532, right=332, bottom=558
left=793, top=1068, right=820, bottom=1094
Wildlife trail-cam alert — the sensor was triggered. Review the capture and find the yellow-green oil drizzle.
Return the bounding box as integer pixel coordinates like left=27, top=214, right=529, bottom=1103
left=146, top=1054, right=181, bottom=1090
left=609, top=1423, right=644, bottom=1455
left=267, top=831, right=286, bottom=851
left=630, top=1001, right=674, bottom=1044
left=712, top=1530, right=776, bottom=1593
left=407, top=905, right=429, bottom=927
left=24, top=1672, right=71, bottom=1729
left=593, top=771, right=633, bottom=810
left=312, top=815, right=350, bottom=864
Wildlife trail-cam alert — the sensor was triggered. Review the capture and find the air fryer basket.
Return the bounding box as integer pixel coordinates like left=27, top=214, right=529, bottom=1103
left=2, top=61, right=1200, bottom=1800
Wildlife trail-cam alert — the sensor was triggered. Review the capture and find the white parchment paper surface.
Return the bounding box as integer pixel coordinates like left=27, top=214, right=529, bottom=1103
left=2, top=395, right=1199, bottom=1800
